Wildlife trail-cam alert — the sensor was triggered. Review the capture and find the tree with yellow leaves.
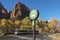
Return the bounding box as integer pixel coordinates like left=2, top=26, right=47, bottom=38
left=38, top=20, right=48, bottom=34
left=47, top=18, right=58, bottom=33
left=50, top=18, right=58, bottom=25
left=15, top=20, right=20, bottom=25
left=48, top=23, right=55, bottom=29
left=48, top=18, right=58, bottom=33
left=0, top=19, right=9, bottom=36
left=20, top=17, right=32, bottom=29
left=48, top=23, right=55, bottom=33
left=14, top=20, right=21, bottom=29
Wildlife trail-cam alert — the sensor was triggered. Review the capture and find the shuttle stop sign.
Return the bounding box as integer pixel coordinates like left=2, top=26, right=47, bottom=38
left=29, top=9, right=39, bottom=20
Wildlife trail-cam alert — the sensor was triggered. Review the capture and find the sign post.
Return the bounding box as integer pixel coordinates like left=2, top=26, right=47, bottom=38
left=29, top=9, right=39, bottom=40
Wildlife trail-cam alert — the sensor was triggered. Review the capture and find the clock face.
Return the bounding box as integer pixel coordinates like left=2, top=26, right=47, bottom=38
left=29, top=9, right=39, bottom=20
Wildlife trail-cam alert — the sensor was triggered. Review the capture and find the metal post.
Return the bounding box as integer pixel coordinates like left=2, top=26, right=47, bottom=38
left=32, top=20, right=35, bottom=40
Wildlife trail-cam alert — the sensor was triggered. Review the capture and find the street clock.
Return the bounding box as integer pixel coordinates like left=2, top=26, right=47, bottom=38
left=29, top=9, right=39, bottom=40
left=29, top=9, right=39, bottom=20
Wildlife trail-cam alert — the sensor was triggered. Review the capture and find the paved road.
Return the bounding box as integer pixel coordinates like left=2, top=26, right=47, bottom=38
left=0, top=34, right=53, bottom=40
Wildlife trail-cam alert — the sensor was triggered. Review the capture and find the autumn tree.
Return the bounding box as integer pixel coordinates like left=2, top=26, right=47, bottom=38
left=0, top=19, right=9, bottom=35
left=50, top=18, right=57, bottom=24
left=38, top=20, right=49, bottom=34
left=20, top=17, right=32, bottom=29
left=48, top=18, right=58, bottom=33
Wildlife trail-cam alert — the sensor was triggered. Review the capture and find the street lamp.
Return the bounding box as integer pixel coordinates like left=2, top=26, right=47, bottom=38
left=29, top=9, right=39, bottom=40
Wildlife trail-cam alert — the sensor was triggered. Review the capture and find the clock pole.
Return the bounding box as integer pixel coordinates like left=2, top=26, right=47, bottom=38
left=29, top=9, right=39, bottom=40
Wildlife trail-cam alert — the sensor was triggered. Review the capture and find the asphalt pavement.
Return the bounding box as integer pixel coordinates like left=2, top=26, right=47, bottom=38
left=0, top=34, right=53, bottom=40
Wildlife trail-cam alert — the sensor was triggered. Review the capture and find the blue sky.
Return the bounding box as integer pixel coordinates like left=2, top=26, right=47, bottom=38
left=0, top=0, right=60, bottom=20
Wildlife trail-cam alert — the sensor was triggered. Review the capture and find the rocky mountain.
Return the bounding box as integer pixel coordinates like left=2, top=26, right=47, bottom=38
left=0, top=2, right=30, bottom=20
left=0, top=2, right=6, bottom=12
